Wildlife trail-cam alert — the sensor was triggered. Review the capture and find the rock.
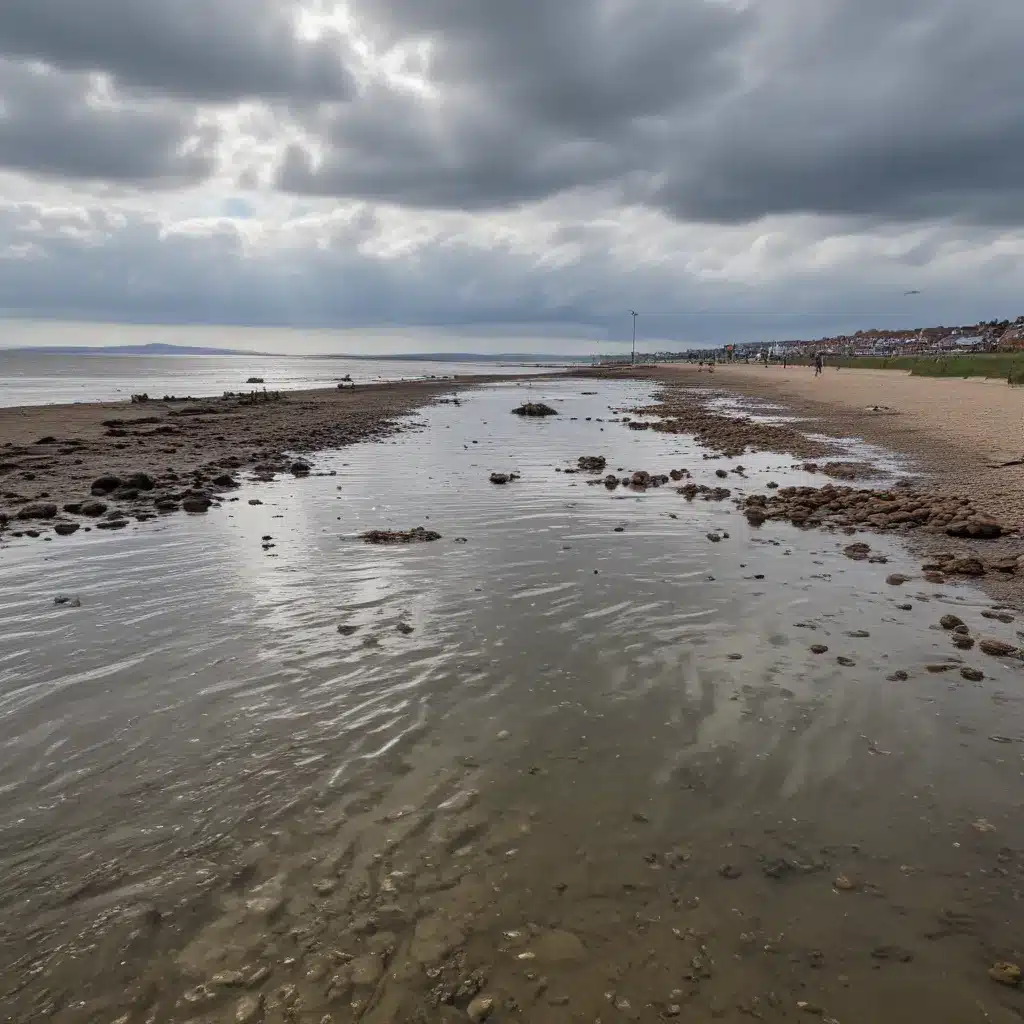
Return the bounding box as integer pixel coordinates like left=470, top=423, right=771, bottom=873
left=886, top=574, right=909, bottom=586
left=489, top=472, right=510, bottom=485
left=981, top=609, right=1016, bottom=623
left=979, top=638, right=1019, bottom=657
left=945, top=557, right=986, bottom=577
left=53, top=522, right=80, bottom=536
left=718, top=864, right=743, bottom=880
left=248, top=499, right=263, bottom=506
left=362, top=527, right=441, bottom=544
left=715, top=469, right=729, bottom=478
left=54, top=595, right=81, bottom=607
left=210, top=971, right=247, bottom=987
left=90, top=475, right=122, bottom=495
left=578, top=456, right=607, bottom=472
left=810, top=644, right=829, bottom=654
left=124, top=472, right=155, bottom=491
left=512, top=402, right=557, bottom=417
left=63, top=502, right=83, bottom=514
left=940, top=614, right=965, bottom=629
left=290, top=461, right=311, bottom=476
left=989, top=962, right=1021, bottom=987
left=837, top=656, right=856, bottom=667
left=707, top=532, right=722, bottom=542
left=80, top=499, right=108, bottom=517
left=235, top=994, right=263, bottom=1023
left=897, top=603, right=913, bottom=611
left=337, top=624, right=358, bottom=636
left=396, top=622, right=414, bottom=635
left=213, top=474, right=239, bottom=488
left=17, top=502, right=58, bottom=520
left=952, top=634, right=976, bottom=650
left=245, top=965, right=271, bottom=987
left=887, top=670, right=909, bottom=681
left=846, top=629, right=871, bottom=638
left=467, top=996, right=495, bottom=1023
left=946, top=517, right=1002, bottom=539
left=182, top=495, right=212, bottom=513
left=834, top=874, right=856, bottom=891
left=438, top=789, right=478, bottom=813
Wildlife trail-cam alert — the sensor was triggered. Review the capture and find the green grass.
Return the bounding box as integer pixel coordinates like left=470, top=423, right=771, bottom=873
left=792, top=352, right=1024, bottom=385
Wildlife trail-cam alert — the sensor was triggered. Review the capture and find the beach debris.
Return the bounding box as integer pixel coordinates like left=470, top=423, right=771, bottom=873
left=361, top=527, right=442, bottom=544
left=512, top=402, right=557, bottom=417
left=989, top=962, right=1021, bottom=987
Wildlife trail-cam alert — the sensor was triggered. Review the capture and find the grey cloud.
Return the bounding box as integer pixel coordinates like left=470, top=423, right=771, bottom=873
left=279, top=0, right=1024, bottom=226
left=278, top=0, right=749, bottom=208
left=0, top=61, right=216, bottom=185
left=0, top=0, right=354, bottom=104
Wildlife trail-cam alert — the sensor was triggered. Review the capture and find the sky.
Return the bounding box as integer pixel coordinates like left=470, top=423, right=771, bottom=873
left=0, top=0, right=1022, bottom=354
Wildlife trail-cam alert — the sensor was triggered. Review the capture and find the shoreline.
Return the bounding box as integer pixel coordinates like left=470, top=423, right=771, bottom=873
left=0, top=375, right=545, bottom=539
left=581, top=363, right=1024, bottom=605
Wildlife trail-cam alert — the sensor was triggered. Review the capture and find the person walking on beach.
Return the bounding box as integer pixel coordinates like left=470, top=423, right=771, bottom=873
left=814, top=353, right=823, bottom=376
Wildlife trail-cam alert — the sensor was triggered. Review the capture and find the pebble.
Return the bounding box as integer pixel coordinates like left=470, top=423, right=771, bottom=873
left=810, top=644, right=829, bottom=655
left=960, top=666, right=984, bottom=682
left=467, top=995, right=495, bottom=1022
left=989, top=962, right=1021, bottom=987
left=235, top=994, right=263, bottom=1023
left=940, top=614, right=965, bottom=630
left=837, top=656, right=856, bottom=667
left=886, top=574, right=909, bottom=586
left=833, top=874, right=856, bottom=891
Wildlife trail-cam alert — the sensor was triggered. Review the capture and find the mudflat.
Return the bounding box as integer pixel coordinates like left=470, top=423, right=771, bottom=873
left=0, top=377, right=520, bottom=536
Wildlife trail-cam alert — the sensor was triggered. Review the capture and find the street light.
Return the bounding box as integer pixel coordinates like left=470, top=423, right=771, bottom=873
left=630, top=310, right=638, bottom=365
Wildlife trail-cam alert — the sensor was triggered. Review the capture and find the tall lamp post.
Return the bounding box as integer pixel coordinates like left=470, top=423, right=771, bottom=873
left=630, top=310, right=638, bottom=365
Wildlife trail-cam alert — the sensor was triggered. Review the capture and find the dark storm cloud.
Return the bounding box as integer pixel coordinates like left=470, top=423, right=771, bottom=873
left=280, top=0, right=1024, bottom=225
left=0, top=0, right=354, bottom=104
left=278, top=0, right=750, bottom=208
left=0, top=61, right=216, bottom=185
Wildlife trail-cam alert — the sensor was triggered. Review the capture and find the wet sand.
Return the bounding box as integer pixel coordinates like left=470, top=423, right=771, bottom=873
left=0, top=376, right=526, bottom=538
left=1, top=378, right=1024, bottom=1024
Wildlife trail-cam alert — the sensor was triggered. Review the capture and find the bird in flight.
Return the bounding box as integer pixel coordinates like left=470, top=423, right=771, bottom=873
left=903, top=289, right=921, bottom=295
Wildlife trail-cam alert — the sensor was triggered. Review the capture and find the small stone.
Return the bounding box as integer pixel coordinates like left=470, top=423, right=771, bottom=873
left=972, top=818, right=997, bottom=833
left=886, top=574, right=909, bottom=586
left=989, top=962, right=1021, bottom=987
left=53, top=521, right=80, bottom=536
left=940, top=614, right=965, bottom=630
left=245, top=965, right=271, bottom=987
left=210, top=971, right=246, bottom=987
left=235, top=994, right=263, bottom=1023
left=837, top=656, right=856, bottom=667
left=438, top=789, right=478, bottom=813
left=718, top=864, right=743, bottom=879
left=727, top=652, right=743, bottom=660
left=834, top=874, right=856, bottom=891
left=313, top=879, right=336, bottom=896
left=54, top=595, right=81, bottom=607
left=960, top=667, right=984, bottom=682
left=896, top=603, right=913, bottom=611
left=810, top=644, right=829, bottom=655
left=979, top=638, right=1019, bottom=657
left=396, top=622, right=414, bottom=635
left=467, top=995, right=495, bottom=1022
left=887, top=670, right=909, bottom=681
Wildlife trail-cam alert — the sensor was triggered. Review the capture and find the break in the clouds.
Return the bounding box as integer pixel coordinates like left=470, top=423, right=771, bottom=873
left=0, top=0, right=1022, bottom=348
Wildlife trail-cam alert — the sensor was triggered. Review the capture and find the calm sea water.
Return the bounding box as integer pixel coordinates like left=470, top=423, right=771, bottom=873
left=1, top=377, right=1022, bottom=1023
left=0, top=351, right=555, bottom=407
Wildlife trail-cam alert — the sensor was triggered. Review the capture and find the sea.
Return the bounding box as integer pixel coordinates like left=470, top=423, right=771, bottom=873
left=0, top=351, right=558, bottom=408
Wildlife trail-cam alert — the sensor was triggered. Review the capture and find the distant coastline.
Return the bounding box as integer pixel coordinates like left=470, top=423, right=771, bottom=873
left=0, top=342, right=582, bottom=363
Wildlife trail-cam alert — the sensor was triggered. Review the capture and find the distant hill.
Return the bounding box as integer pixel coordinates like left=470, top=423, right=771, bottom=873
left=1, top=342, right=267, bottom=356
left=1, top=343, right=586, bottom=362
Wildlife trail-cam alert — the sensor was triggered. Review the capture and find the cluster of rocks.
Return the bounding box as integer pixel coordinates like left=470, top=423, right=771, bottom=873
left=742, top=483, right=1007, bottom=540
left=937, top=614, right=1021, bottom=661
left=512, top=402, right=558, bottom=417
left=679, top=483, right=732, bottom=501
left=0, top=451, right=321, bottom=540
left=802, top=461, right=880, bottom=480
left=489, top=472, right=520, bottom=485
left=360, top=527, right=442, bottom=545
left=626, top=391, right=831, bottom=458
